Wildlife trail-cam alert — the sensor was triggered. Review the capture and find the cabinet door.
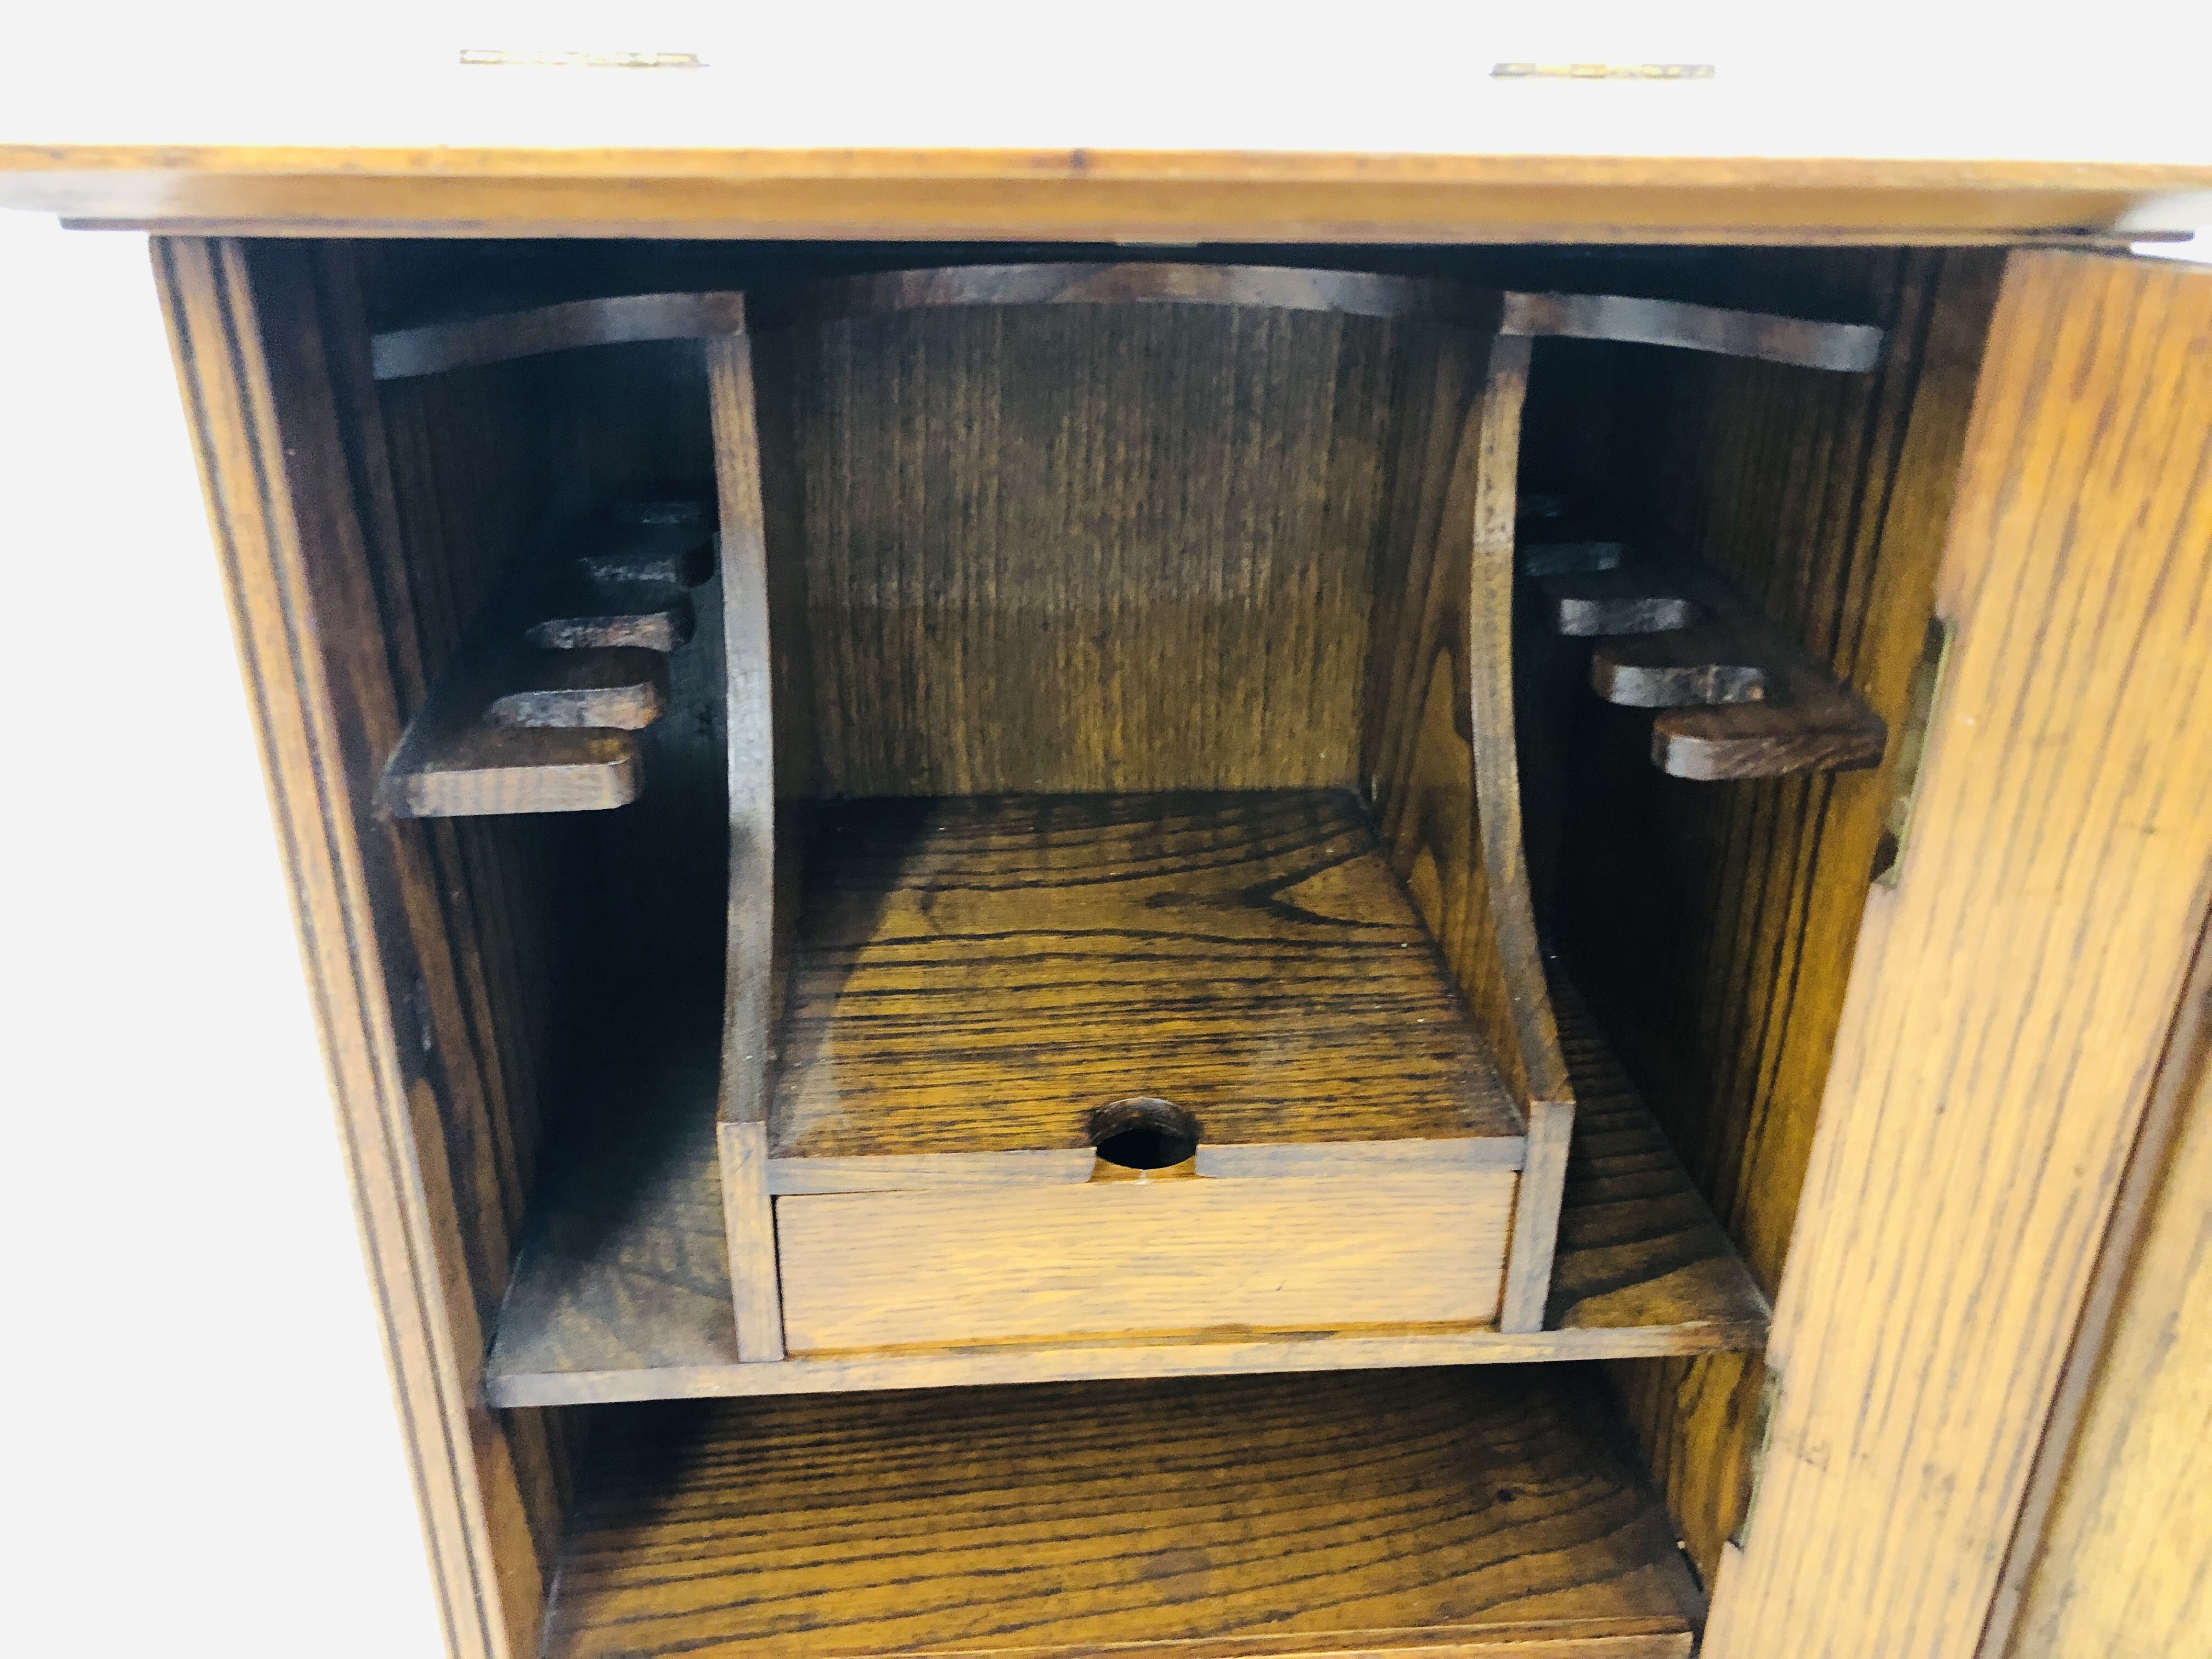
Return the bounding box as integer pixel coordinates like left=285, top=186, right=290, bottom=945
left=1703, top=248, right=2212, bottom=1659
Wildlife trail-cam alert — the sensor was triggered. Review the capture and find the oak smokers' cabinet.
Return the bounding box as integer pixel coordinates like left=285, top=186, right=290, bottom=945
left=153, top=232, right=2212, bottom=1659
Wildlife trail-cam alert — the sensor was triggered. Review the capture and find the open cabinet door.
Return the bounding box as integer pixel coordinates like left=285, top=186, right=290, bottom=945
left=1703, top=249, right=2212, bottom=1659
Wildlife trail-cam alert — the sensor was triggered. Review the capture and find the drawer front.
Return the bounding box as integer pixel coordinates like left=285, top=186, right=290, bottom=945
left=776, top=1170, right=1516, bottom=1353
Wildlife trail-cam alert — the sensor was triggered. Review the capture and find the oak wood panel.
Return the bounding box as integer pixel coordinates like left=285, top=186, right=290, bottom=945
left=706, top=324, right=787, bottom=1364
left=154, top=236, right=552, bottom=1659
left=1999, top=926, right=2212, bottom=1659
left=1702, top=250, right=2212, bottom=1659
left=778, top=1170, right=1516, bottom=1352
left=482, top=970, right=1758, bottom=1404
left=13, top=145, right=2209, bottom=240
left=1364, top=331, right=1573, bottom=1334
left=1501, top=291, right=1884, bottom=370
left=371, top=290, right=748, bottom=379
left=541, top=1369, right=1701, bottom=1659
left=770, top=792, right=1521, bottom=1164
left=783, top=262, right=1496, bottom=325
left=792, top=301, right=1412, bottom=797
left=1545, top=250, right=2005, bottom=1577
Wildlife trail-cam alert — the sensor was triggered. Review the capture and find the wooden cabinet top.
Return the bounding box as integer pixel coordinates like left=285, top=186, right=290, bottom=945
left=4, top=23, right=2208, bottom=240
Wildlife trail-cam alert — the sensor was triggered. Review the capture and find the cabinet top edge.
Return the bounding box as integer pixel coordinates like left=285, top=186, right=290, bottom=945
left=4, top=145, right=2208, bottom=241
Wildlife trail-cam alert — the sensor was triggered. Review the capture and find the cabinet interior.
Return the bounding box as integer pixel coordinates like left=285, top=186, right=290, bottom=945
left=276, top=238, right=2003, bottom=1657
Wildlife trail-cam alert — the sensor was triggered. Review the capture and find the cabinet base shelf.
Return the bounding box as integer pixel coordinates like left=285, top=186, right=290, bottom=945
left=543, top=1368, right=1702, bottom=1659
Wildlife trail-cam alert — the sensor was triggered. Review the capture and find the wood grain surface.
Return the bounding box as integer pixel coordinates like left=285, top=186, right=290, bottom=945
left=706, top=327, right=787, bottom=1363
left=376, top=505, right=709, bottom=818
left=789, top=300, right=1416, bottom=797
left=482, top=972, right=1761, bottom=1404
left=1557, top=550, right=1888, bottom=780
left=540, top=1368, right=1702, bottom=1659
left=1501, top=292, right=1883, bottom=370
left=1999, top=924, right=2212, bottom=1659
left=1362, top=331, right=1573, bottom=1334
left=1547, top=249, right=2005, bottom=1577
left=14, top=144, right=2209, bottom=241
left=782, top=262, right=1495, bottom=325
left=777, top=1170, right=1517, bottom=1352
left=1702, top=250, right=2212, bottom=1659
left=371, top=290, right=748, bottom=379
left=771, top=791, right=1521, bottom=1164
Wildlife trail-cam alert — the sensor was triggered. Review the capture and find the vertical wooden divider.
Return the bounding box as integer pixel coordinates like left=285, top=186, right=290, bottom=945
left=1468, top=334, right=1575, bottom=1333
left=707, top=321, right=787, bottom=1363
left=1369, top=321, right=1573, bottom=1335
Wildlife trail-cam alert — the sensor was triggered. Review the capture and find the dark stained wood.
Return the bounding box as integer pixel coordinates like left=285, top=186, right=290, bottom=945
left=481, top=966, right=1760, bottom=1404
left=1502, top=291, right=1885, bottom=371
left=1538, top=566, right=1697, bottom=637
left=376, top=512, right=708, bottom=819
left=770, top=792, right=1522, bottom=1167
left=1533, top=546, right=1889, bottom=776
left=1555, top=250, right=2006, bottom=1580
left=781, top=261, right=1499, bottom=326
left=541, top=1369, right=1703, bottom=1659
left=1520, top=539, right=1626, bottom=578
left=706, top=329, right=786, bottom=1364
left=523, top=577, right=693, bottom=651
left=1363, top=329, right=1574, bottom=1335
left=572, top=511, right=715, bottom=587
left=486, top=648, right=668, bottom=730
left=1600, top=555, right=1886, bottom=780
left=789, top=300, right=1416, bottom=797
left=371, top=290, right=748, bottom=380
left=1587, top=627, right=1765, bottom=710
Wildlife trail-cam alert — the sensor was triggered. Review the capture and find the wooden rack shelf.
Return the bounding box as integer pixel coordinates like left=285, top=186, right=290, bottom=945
left=486, top=964, right=1766, bottom=1405
left=378, top=501, right=712, bottom=817
left=1523, top=537, right=1887, bottom=781
left=539, top=1364, right=1703, bottom=1659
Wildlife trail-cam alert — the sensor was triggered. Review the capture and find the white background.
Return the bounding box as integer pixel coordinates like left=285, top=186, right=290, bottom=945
left=0, top=8, right=2206, bottom=1656
left=0, top=211, right=445, bottom=1656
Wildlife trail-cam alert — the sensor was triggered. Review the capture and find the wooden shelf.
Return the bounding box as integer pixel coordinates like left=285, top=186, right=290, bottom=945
left=1524, top=540, right=1887, bottom=781
left=377, top=502, right=710, bottom=817
left=486, top=962, right=1767, bottom=1405
left=540, top=1367, right=1703, bottom=1659
left=772, top=791, right=1525, bottom=1173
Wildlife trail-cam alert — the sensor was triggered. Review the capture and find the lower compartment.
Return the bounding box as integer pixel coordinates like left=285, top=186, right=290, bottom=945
left=543, top=1367, right=1702, bottom=1659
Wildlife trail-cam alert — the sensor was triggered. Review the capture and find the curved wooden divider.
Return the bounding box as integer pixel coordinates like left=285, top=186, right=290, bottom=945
left=771, top=261, right=1500, bottom=326
left=370, top=289, right=748, bottom=380
left=1502, top=289, right=1885, bottom=370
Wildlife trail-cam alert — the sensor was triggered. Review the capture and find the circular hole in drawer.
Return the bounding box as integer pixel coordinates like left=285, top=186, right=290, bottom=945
left=1089, top=1097, right=1199, bottom=1170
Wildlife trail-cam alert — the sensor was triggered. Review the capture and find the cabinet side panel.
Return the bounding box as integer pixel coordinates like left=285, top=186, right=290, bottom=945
left=1549, top=250, right=2003, bottom=1576
left=1704, top=248, right=2212, bottom=1659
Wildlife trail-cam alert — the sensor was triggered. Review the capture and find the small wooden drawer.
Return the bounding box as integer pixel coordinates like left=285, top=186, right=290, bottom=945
left=776, top=1168, right=1520, bottom=1353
